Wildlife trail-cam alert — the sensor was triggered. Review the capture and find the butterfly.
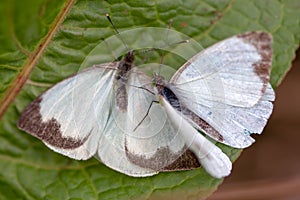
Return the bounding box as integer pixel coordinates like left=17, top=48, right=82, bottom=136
left=153, top=31, right=275, bottom=149
left=126, top=31, right=275, bottom=178
left=18, top=31, right=275, bottom=179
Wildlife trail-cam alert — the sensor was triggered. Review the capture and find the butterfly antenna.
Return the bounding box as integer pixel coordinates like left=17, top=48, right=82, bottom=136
left=167, top=19, right=173, bottom=41
left=163, top=19, right=173, bottom=46
left=106, top=14, right=130, bottom=52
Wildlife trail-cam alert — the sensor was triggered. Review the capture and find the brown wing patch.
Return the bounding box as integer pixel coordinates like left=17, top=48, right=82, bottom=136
left=237, top=32, right=273, bottom=93
left=162, top=149, right=200, bottom=171
left=125, top=141, right=200, bottom=171
left=18, top=97, right=89, bottom=149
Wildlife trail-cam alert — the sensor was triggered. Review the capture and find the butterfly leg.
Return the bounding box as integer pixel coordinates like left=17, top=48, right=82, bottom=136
left=133, top=100, right=159, bottom=131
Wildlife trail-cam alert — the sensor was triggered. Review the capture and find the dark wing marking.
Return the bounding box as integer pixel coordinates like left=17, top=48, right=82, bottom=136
left=161, top=149, right=200, bottom=171
left=18, top=97, right=89, bottom=149
left=237, top=32, right=272, bottom=93
left=125, top=142, right=200, bottom=171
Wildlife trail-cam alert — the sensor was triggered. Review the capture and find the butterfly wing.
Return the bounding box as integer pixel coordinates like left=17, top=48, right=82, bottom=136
left=169, top=32, right=275, bottom=148
left=18, top=63, right=118, bottom=159
left=126, top=69, right=200, bottom=172
left=97, top=111, right=158, bottom=176
left=98, top=68, right=200, bottom=176
left=170, top=32, right=273, bottom=107
left=181, top=84, right=274, bottom=148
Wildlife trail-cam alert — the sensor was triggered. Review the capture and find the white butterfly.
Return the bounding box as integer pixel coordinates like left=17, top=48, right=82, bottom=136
left=165, top=31, right=275, bottom=149
left=125, top=31, right=275, bottom=178
left=18, top=31, right=275, bottom=179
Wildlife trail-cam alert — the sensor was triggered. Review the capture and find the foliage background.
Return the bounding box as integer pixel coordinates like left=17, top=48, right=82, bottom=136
left=0, top=0, right=299, bottom=199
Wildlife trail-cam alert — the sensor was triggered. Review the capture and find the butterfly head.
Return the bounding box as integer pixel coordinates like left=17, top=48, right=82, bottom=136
left=153, top=74, right=167, bottom=94
left=123, top=50, right=134, bottom=66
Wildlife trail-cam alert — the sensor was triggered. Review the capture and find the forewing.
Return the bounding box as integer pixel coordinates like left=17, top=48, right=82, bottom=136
left=18, top=63, right=117, bottom=159
left=170, top=32, right=273, bottom=108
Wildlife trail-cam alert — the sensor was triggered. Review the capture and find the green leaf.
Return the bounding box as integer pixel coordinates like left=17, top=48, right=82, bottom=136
left=1, top=0, right=299, bottom=199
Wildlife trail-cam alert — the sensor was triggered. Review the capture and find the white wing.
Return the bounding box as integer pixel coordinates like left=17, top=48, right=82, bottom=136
left=169, top=32, right=275, bottom=148
left=97, top=111, right=158, bottom=177
left=18, top=63, right=117, bottom=159
left=183, top=84, right=274, bottom=148
left=170, top=32, right=273, bottom=108
left=98, top=68, right=201, bottom=176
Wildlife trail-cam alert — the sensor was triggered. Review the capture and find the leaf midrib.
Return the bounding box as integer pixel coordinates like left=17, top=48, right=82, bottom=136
left=0, top=0, right=76, bottom=119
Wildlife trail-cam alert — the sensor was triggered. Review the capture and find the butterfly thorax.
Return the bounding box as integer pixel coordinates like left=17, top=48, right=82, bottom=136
left=153, top=75, right=166, bottom=93
left=154, top=75, right=182, bottom=112
left=115, top=50, right=134, bottom=81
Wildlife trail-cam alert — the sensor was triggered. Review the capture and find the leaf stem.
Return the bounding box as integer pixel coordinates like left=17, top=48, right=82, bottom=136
left=0, top=0, right=76, bottom=119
